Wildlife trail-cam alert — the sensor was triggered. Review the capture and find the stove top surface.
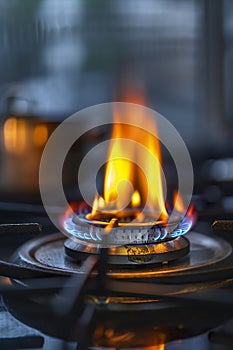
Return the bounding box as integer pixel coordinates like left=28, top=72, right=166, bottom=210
left=0, top=203, right=233, bottom=350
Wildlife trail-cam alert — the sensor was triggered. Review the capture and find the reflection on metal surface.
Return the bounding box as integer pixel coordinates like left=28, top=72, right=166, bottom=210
left=93, top=325, right=165, bottom=349
left=212, top=220, right=233, bottom=232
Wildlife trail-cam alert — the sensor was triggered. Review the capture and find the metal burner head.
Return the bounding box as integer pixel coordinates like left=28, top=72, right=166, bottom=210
left=61, top=204, right=193, bottom=265
left=62, top=205, right=192, bottom=247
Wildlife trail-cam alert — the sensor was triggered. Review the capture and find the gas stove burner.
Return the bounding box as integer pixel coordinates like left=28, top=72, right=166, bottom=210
left=61, top=204, right=193, bottom=264
left=4, top=223, right=233, bottom=345
left=63, top=207, right=192, bottom=245
left=65, top=211, right=191, bottom=244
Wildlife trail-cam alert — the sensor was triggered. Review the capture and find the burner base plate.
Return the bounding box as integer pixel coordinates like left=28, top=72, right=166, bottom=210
left=64, top=236, right=190, bottom=265
left=11, top=231, right=232, bottom=283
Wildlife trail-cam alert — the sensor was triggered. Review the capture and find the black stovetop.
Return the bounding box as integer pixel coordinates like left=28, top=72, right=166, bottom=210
left=0, top=201, right=233, bottom=350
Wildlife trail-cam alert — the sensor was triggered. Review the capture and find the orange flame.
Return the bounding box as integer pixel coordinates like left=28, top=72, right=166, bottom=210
left=174, top=190, right=195, bottom=222
left=92, top=92, right=168, bottom=220
left=173, top=190, right=186, bottom=214
left=131, top=190, right=141, bottom=207
left=143, top=346, right=165, bottom=350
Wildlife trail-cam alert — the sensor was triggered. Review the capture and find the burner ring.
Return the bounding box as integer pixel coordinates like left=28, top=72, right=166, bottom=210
left=62, top=211, right=192, bottom=247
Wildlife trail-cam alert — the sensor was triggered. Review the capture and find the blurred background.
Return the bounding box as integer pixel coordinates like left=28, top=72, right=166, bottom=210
left=0, top=0, right=232, bottom=221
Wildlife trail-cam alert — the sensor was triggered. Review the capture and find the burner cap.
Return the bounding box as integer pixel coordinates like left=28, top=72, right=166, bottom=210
left=62, top=211, right=192, bottom=247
